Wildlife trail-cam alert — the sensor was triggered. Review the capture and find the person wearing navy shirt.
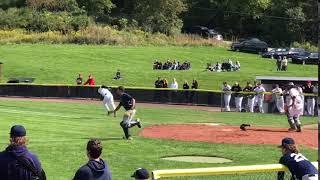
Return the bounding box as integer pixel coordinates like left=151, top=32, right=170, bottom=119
left=277, top=137, right=318, bottom=180
left=113, top=86, right=142, bottom=140
left=0, top=125, right=46, bottom=180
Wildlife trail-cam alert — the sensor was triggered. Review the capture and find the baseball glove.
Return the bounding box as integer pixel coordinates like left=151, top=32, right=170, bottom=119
left=240, top=124, right=251, bottom=131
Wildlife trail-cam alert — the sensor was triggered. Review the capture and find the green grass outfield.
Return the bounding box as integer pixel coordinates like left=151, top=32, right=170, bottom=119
left=0, top=44, right=316, bottom=90
left=0, top=98, right=317, bottom=180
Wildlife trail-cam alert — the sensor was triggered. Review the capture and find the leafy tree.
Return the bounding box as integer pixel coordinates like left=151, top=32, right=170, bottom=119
left=133, top=0, right=187, bottom=35
left=76, top=0, right=114, bottom=17
left=0, top=0, right=26, bottom=10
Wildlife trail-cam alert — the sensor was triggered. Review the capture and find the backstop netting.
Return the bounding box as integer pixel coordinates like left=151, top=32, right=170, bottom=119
left=152, top=162, right=318, bottom=180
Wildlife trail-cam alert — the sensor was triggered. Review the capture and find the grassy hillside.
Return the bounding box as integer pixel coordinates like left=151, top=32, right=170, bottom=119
left=0, top=44, right=316, bottom=90
left=0, top=99, right=317, bottom=179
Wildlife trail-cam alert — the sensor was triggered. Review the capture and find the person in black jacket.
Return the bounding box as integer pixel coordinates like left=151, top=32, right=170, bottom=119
left=183, top=80, right=190, bottom=103
left=0, top=125, right=46, bottom=180
left=231, top=82, right=243, bottom=112
left=73, top=139, right=112, bottom=180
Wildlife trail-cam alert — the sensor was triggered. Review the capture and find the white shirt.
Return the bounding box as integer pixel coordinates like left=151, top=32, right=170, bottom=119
left=222, top=84, right=231, bottom=95
left=272, top=87, right=283, bottom=98
left=98, top=88, right=113, bottom=100
left=254, top=86, right=266, bottom=98
left=170, top=82, right=178, bottom=89
left=281, top=59, right=288, bottom=66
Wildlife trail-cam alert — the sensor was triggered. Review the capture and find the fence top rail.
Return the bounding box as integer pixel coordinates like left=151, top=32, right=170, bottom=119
left=0, top=83, right=317, bottom=96
left=152, top=162, right=318, bottom=179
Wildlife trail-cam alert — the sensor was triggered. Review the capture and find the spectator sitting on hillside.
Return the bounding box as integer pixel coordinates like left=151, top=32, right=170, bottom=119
left=153, top=60, right=191, bottom=71
left=234, top=61, right=241, bottom=71
left=84, top=74, right=95, bottom=86
left=76, top=73, right=83, bottom=85
left=114, top=69, right=121, bottom=80
left=131, top=168, right=149, bottom=180
left=73, top=139, right=112, bottom=180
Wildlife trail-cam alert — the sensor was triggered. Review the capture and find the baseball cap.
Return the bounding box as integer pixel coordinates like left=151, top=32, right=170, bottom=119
left=10, top=125, right=26, bottom=137
left=131, top=168, right=149, bottom=179
left=288, top=82, right=294, bottom=86
left=278, top=137, right=295, bottom=148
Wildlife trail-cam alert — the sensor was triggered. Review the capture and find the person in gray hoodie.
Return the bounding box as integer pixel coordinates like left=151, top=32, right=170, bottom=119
left=73, top=139, right=112, bottom=180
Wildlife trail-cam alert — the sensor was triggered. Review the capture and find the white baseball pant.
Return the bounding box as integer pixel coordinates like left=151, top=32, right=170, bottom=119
left=235, top=97, right=243, bottom=112
left=276, top=97, right=285, bottom=113
left=306, top=98, right=315, bottom=116
left=247, top=97, right=255, bottom=112
left=224, top=94, right=231, bottom=111
left=103, top=98, right=116, bottom=112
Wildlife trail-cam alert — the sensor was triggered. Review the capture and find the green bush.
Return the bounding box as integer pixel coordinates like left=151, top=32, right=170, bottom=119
left=292, top=41, right=317, bottom=52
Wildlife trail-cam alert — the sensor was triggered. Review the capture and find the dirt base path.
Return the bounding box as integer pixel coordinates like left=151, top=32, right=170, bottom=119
left=0, top=96, right=221, bottom=112
left=140, top=124, right=318, bottom=148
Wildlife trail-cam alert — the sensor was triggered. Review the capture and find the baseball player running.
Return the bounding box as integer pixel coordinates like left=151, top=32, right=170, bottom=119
left=98, top=85, right=116, bottom=116
left=285, top=83, right=303, bottom=132
left=112, top=86, right=141, bottom=140
left=222, top=82, right=232, bottom=112
left=253, top=83, right=265, bottom=113
left=277, top=137, right=318, bottom=180
left=272, top=84, right=285, bottom=113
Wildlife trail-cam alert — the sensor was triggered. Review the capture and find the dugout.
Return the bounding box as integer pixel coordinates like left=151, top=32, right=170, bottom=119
left=256, top=76, right=318, bottom=91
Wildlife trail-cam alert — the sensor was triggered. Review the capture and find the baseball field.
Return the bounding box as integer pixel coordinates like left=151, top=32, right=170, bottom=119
left=0, top=44, right=317, bottom=89
left=0, top=97, right=317, bottom=179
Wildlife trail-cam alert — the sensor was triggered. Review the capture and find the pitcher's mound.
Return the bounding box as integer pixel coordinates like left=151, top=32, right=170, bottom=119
left=140, top=124, right=317, bottom=148
left=162, top=156, right=232, bottom=163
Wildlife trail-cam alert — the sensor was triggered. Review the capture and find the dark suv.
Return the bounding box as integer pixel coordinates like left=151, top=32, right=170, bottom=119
left=231, top=38, right=268, bottom=54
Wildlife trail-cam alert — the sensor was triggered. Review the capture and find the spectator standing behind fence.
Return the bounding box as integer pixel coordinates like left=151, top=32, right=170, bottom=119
left=170, top=78, right=178, bottom=89
left=302, top=81, right=315, bottom=116
left=281, top=56, right=288, bottom=71
left=231, top=82, right=243, bottom=112
left=222, top=82, right=232, bottom=112
left=162, top=79, right=168, bottom=88
left=277, top=137, right=318, bottom=180
left=243, top=82, right=255, bottom=113
left=0, top=125, right=46, bottom=180
left=154, top=77, right=163, bottom=88
left=84, top=74, right=95, bottom=86
left=276, top=57, right=282, bottom=71
left=254, top=83, right=265, bottom=113
left=73, top=139, right=112, bottom=180
left=76, top=73, right=83, bottom=85
left=183, top=80, right=190, bottom=102
left=272, top=84, right=285, bottom=113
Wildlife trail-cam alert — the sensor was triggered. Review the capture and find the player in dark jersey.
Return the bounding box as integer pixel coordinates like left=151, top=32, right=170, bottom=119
left=277, top=137, right=318, bottom=180
left=113, top=86, right=141, bottom=140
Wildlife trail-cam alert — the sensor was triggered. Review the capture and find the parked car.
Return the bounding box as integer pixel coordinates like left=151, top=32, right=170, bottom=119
left=182, top=26, right=223, bottom=40
left=231, top=38, right=268, bottom=54
left=261, top=47, right=306, bottom=59
left=291, top=52, right=319, bottom=65
left=261, top=48, right=287, bottom=58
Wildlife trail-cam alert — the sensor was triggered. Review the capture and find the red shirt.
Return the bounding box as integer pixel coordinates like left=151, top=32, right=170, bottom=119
left=84, top=78, right=95, bottom=86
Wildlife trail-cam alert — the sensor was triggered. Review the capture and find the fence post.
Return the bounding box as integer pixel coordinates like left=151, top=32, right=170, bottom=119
left=0, top=62, right=3, bottom=83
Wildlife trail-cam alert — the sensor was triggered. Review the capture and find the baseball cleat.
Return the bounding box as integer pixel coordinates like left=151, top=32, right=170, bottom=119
left=288, top=128, right=296, bottom=132
left=136, top=118, right=142, bottom=128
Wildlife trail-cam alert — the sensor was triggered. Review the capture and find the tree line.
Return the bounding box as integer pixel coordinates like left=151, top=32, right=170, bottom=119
left=0, top=0, right=317, bottom=46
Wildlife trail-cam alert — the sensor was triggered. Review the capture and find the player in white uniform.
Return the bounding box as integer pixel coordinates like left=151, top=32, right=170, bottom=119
left=272, top=84, right=285, bottom=113
left=254, top=83, right=265, bottom=113
left=222, top=82, right=232, bottom=112
left=286, top=84, right=304, bottom=132
left=98, top=85, right=116, bottom=116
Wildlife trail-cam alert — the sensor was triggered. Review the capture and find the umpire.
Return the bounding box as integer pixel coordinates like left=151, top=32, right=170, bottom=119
left=113, top=86, right=142, bottom=140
